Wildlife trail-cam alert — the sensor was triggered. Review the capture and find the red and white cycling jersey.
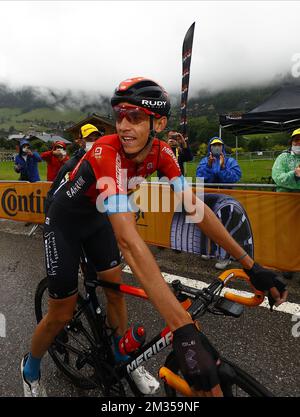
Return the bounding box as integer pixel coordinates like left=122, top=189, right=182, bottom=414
left=53, top=134, right=185, bottom=214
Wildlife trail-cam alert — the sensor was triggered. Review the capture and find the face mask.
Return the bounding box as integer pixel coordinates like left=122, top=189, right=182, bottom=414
left=291, top=145, right=300, bottom=155
left=211, top=145, right=222, bottom=156
left=22, top=147, right=30, bottom=154
left=85, top=142, right=94, bottom=152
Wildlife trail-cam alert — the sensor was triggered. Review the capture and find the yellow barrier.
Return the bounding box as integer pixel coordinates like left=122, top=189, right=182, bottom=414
left=0, top=182, right=49, bottom=223
left=0, top=181, right=299, bottom=271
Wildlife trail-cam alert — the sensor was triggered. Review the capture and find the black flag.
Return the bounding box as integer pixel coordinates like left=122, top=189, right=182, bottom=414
left=180, top=22, right=195, bottom=138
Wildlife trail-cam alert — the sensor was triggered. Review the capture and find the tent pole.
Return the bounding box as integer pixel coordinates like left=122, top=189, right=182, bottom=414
left=235, top=136, right=238, bottom=160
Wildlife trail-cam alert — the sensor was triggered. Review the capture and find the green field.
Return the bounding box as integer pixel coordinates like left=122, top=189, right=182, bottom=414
left=0, top=161, right=47, bottom=181
left=185, top=159, right=274, bottom=184
left=0, top=159, right=274, bottom=184
left=0, top=107, right=84, bottom=131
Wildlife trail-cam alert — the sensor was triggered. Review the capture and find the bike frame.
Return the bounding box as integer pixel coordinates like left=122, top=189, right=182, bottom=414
left=76, top=255, right=265, bottom=396
left=82, top=276, right=174, bottom=381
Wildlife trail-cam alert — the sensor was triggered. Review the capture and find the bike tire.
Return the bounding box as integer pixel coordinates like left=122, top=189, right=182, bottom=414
left=35, top=277, right=102, bottom=390
left=163, top=352, right=274, bottom=397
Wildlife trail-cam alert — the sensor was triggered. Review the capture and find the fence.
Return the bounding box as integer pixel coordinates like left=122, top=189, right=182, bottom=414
left=192, top=182, right=276, bottom=191
left=233, top=150, right=283, bottom=161
left=192, top=150, right=283, bottom=164
left=0, top=152, right=16, bottom=162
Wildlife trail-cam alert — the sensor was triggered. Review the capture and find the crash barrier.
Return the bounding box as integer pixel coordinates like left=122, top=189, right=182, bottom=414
left=0, top=181, right=299, bottom=271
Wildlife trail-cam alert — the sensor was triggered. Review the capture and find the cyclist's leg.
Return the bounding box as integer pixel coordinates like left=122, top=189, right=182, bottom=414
left=82, top=216, right=160, bottom=394
left=30, top=293, right=78, bottom=358
left=82, top=216, right=126, bottom=336
left=97, top=266, right=128, bottom=336
left=23, top=208, right=81, bottom=390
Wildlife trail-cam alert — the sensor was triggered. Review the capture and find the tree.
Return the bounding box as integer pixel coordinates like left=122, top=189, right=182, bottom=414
left=247, top=138, right=263, bottom=152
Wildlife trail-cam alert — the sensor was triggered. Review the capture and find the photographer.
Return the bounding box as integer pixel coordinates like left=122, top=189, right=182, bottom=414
left=167, top=130, right=193, bottom=175
left=41, top=141, right=69, bottom=182
left=14, top=139, right=42, bottom=182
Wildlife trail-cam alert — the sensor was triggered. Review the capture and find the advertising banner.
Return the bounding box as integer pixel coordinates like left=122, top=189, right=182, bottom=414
left=0, top=181, right=299, bottom=271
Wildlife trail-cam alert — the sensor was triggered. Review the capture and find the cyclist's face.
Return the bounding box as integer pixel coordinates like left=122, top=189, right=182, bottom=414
left=115, top=102, right=167, bottom=154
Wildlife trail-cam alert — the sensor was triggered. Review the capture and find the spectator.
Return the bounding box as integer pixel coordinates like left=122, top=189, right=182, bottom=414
left=44, top=124, right=103, bottom=213
left=40, top=141, right=70, bottom=182
left=272, top=128, right=300, bottom=193
left=196, top=137, right=242, bottom=270
left=77, top=123, right=103, bottom=152
left=165, top=130, right=193, bottom=176
left=196, top=137, right=241, bottom=185
left=272, top=128, right=300, bottom=279
left=14, top=139, right=42, bottom=182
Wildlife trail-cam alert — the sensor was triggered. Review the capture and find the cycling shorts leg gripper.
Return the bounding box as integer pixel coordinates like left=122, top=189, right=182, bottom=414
left=44, top=223, right=81, bottom=300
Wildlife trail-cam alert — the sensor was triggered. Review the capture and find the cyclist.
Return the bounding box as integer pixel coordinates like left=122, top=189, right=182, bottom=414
left=21, top=77, right=288, bottom=397
left=22, top=123, right=160, bottom=396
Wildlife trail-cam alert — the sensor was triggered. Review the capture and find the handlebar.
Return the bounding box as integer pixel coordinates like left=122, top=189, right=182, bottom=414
left=161, top=269, right=265, bottom=396
left=218, top=269, right=264, bottom=307
left=159, top=366, right=194, bottom=397
left=172, top=268, right=265, bottom=311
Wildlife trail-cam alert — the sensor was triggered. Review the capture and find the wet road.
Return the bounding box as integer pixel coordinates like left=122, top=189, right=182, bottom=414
left=0, top=220, right=299, bottom=397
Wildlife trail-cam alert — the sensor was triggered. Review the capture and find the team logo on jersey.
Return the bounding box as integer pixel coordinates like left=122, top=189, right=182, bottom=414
left=147, top=162, right=153, bottom=170
left=116, top=153, right=125, bottom=192
left=162, top=146, right=180, bottom=170
left=94, top=146, right=103, bottom=159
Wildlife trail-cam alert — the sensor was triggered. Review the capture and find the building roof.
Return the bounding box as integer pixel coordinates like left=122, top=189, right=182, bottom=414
left=65, top=113, right=116, bottom=139
left=8, top=132, right=71, bottom=144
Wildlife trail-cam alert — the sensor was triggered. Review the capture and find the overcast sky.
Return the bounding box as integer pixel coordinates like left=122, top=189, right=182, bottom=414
left=0, top=1, right=300, bottom=97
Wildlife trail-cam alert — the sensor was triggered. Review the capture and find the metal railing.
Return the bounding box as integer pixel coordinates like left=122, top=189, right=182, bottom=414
left=0, top=152, right=16, bottom=162
left=191, top=150, right=283, bottom=163
left=200, top=182, right=276, bottom=190
left=149, top=181, right=276, bottom=191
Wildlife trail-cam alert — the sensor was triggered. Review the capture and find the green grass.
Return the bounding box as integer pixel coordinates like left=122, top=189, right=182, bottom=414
left=0, top=107, right=84, bottom=131
left=0, top=161, right=47, bottom=181
left=1, top=159, right=274, bottom=184
left=185, top=159, right=274, bottom=183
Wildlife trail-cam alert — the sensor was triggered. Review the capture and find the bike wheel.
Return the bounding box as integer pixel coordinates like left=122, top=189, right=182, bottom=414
left=35, top=278, right=105, bottom=390
left=163, top=352, right=274, bottom=397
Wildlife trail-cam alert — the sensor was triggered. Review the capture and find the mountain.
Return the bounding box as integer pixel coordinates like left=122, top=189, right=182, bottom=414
left=0, top=84, right=111, bottom=135
left=0, top=72, right=299, bottom=146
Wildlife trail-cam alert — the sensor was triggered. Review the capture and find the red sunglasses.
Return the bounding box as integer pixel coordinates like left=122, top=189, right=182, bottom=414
left=113, top=105, right=160, bottom=125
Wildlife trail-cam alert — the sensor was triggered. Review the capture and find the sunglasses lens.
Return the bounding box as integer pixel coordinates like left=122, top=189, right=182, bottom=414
left=113, top=106, right=148, bottom=125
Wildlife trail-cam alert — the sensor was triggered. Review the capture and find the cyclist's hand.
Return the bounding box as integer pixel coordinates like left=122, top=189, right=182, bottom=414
left=244, top=262, right=288, bottom=310
left=172, top=323, right=222, bottom=396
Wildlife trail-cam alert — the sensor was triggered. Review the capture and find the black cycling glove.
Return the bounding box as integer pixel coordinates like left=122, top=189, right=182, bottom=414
left=172, top=323, right=219, bottom=391
left=244, top=262, right=287, bottom=310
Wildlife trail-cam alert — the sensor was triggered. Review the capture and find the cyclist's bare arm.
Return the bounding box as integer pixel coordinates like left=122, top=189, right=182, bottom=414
left=181, top=188, right=287, bottom=306
left=109, top=211, right=223, bottom=397
left=109, top=212, right=192, bottom=332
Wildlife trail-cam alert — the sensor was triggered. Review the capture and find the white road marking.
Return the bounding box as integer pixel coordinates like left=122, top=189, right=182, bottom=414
left=122, top=266, right=300, bottom=316
left=0, top=313, right=6, bottom=338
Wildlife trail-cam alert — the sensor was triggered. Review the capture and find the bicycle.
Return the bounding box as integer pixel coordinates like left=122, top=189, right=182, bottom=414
left=34, top=253, right=274, bottom=397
